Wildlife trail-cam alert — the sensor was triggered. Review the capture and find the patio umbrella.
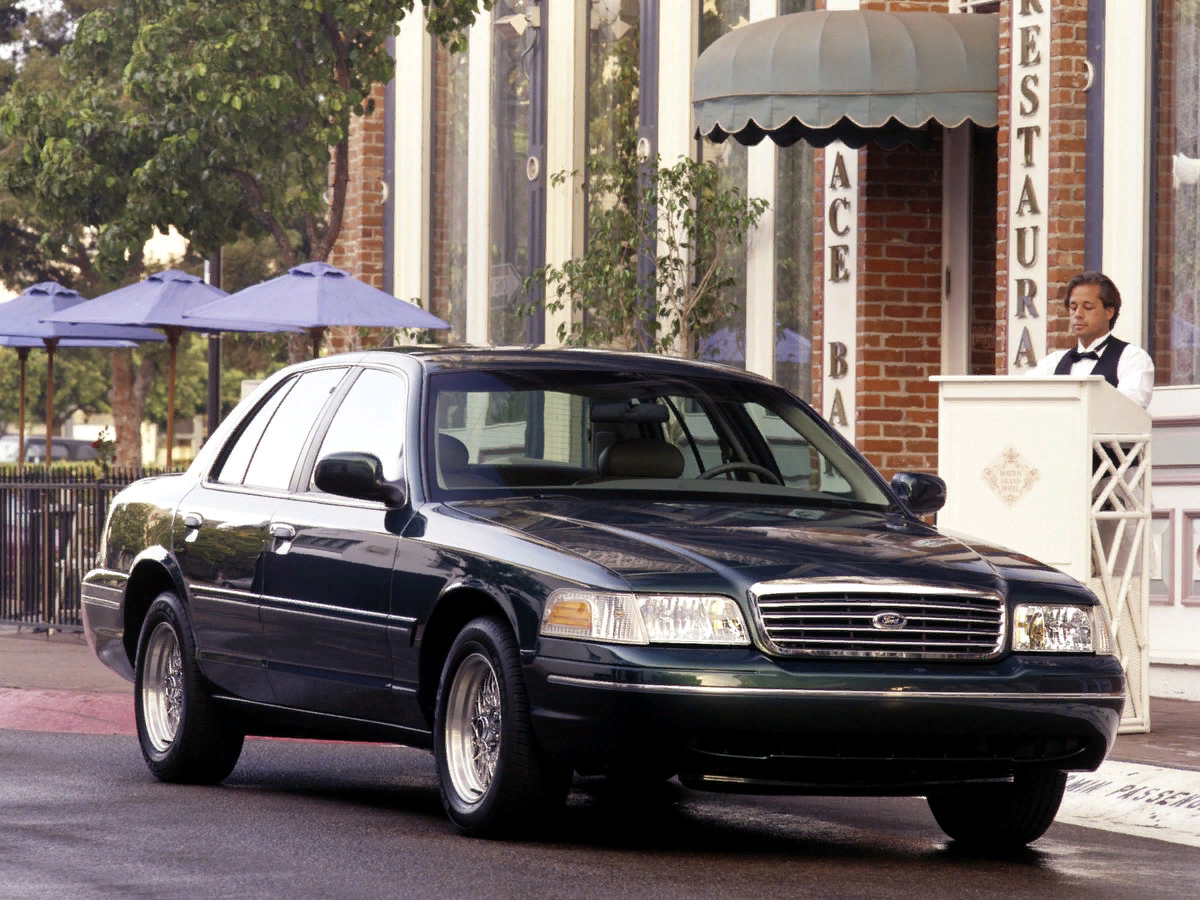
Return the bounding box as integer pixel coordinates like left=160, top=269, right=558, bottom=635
left=0, top=282, right=164, bottom=471
left=184, top=261, right=449, bottom=358
left=42, top=268, right=300, bottom=467
left=0, top=334, right=137, bottom=469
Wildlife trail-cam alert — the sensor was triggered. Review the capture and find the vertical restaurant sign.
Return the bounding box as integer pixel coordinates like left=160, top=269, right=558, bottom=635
left=1008, top=0, right=1050, bottom=370
left=823, top=142, right=857, bottom=442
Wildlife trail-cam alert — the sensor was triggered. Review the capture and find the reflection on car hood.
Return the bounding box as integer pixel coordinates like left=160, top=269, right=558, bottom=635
left=449, top=496, right=1062, bottom=593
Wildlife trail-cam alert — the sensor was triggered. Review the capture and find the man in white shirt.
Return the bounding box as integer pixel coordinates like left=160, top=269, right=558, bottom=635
left=1029, top=271, right=1155, bottom=409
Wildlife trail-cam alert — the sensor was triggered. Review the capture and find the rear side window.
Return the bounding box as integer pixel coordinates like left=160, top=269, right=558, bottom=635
left=215, top=368, right=347, bottom=490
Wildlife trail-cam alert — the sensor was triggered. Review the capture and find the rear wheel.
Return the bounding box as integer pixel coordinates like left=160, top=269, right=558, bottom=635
left=434, top=616, right=570, bottom=836
left=135, top=591, right=244, bottom=784
left=927, top=770, right=1067, bottom=848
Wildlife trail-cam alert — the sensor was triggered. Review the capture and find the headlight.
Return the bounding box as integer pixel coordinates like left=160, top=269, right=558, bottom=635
left=1012, top=603, right=1114, bottom=654
left=541, top=589, right=750, bottom=646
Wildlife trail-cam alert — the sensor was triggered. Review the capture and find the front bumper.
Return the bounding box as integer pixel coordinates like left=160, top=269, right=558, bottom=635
left=526, top=639, right=1126, bottom=793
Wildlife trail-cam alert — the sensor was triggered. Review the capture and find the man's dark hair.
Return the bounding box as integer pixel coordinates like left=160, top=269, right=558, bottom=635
left=1063, top=271, right=1121, bottom=328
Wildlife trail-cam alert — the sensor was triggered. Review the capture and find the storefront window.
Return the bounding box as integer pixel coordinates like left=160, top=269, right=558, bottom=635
left=774, top=0, right=814, bottom=402
left=489, top=0, right=541, bottom=345
left=586, top=0, right=640, bottom=231
left=429, top=40, right=470, bottom=343
left=1155, top=3, right=1200, bottom=384
left=697, top=0, right=750, bottom=366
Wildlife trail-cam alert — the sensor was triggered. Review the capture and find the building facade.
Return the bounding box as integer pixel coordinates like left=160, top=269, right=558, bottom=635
left=327, top=0, right=1200, bottom=698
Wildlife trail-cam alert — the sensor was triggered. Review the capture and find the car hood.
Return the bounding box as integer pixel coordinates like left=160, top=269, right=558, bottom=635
left=447, top=495, right=1068, bottom=596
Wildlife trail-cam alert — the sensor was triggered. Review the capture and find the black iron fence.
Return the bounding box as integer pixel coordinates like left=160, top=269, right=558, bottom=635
left=0, top=467, right=170, bottom=630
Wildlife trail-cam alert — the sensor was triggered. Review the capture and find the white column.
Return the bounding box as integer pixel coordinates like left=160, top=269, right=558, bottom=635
left=656, top=0, right=696, bottom=167
left=1102, top=0, right=1153, bottom=346
left=543, top=0, right=586, bottom=347
left=392, top=16, right=431, bottom=306
left=465, top=14, right=493, bottom=345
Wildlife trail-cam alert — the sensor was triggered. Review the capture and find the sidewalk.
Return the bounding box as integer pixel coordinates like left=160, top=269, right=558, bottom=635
left=2, top=624, right=1199, bottom=845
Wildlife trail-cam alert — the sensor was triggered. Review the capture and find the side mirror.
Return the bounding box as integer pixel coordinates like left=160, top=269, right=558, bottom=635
left=890, top=472, right=946, bottom=516
left=315, top=452, right=406, bottom=508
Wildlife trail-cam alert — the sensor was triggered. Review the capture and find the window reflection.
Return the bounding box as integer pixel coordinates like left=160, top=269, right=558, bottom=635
left=430, top=37, right=470, bottom=342
left=1156, top=4, right=1200, bottom=384
left=489, top=0, right=540, bottom=345
left=697, top=0, right=750, bottom=366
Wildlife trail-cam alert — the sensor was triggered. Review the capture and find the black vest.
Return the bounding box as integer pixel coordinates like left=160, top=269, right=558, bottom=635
left=1053, top=336, right=1127, bottom=389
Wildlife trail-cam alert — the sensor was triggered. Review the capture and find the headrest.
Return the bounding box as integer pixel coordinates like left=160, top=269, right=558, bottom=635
left=598, top=439, right=685, bottom=479
left=438, top=433, right=470, bottom=473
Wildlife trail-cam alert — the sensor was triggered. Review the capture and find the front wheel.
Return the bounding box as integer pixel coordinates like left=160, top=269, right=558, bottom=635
left=927, top=770, right=1067, bottom=848
left=434, top=616, right=570, bottom=836
left=135, top=591, right=244, bottom=784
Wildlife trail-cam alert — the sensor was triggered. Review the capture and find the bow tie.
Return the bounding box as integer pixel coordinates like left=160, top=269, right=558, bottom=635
left=1066, top=342, right=1106, bottom=364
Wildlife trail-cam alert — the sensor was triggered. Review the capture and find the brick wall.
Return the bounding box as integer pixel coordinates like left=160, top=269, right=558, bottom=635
left=327, top=82, right=388, bottom=354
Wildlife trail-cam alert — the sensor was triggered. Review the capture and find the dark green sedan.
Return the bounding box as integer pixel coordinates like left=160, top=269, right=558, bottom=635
left=81, top=348, right=1124, bottom=846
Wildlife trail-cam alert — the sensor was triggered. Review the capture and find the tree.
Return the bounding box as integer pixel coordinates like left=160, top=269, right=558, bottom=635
left=1, top=1, right=490, bottom=280
left=532, top=155, right=769, bottom=358
left=2, top=1, right=488, bottom=461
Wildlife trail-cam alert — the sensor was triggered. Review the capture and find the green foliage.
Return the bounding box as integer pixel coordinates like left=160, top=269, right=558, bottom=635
left=0, top=1, right=491, bottom=280
left=0, top=344, right=114, bottom=434
left=530, top=155, right=768, bottom=357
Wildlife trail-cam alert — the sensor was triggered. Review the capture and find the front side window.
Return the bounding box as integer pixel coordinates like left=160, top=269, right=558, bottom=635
left=313, top=369, right=408, bottom=484
left=425, top=368, right=891, bottom=509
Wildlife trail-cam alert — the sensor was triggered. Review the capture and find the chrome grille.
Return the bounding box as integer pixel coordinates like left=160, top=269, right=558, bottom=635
left=750, top=580, right=1006, bottom=660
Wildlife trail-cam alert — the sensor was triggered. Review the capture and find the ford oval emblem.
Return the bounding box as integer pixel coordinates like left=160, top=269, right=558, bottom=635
left=872, top=611, right=907, bottom=630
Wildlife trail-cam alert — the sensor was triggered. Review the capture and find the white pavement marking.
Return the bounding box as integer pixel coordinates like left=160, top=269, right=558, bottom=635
left=1059, top=760, right=1200, bottom=848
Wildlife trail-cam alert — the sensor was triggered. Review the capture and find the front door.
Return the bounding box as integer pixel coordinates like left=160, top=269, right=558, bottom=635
left=261, top=367, right=412, bottom=724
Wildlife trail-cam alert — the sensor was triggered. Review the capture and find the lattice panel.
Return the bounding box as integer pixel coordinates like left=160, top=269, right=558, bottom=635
left=1089, top=437, right=1152, bottom=733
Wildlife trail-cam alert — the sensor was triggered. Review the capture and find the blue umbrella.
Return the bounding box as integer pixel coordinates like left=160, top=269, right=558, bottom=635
left=184, top=261, right=449, bottom=358
left=43, top=268, right=301, bottom=466
left=1, top=282, right=165, bottom=469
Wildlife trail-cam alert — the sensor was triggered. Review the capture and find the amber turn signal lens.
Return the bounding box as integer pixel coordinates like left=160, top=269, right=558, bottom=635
left=544, top=599, right=592, bottom=630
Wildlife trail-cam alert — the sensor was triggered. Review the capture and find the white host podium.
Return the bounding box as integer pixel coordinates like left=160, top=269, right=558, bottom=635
left=933, top=376, right=1151, bottom=733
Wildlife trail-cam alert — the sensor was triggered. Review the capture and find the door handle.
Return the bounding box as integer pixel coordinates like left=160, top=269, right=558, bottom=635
left=270, top=523, right=297, bottom=540
left=181, top=512, right=204, bottom=529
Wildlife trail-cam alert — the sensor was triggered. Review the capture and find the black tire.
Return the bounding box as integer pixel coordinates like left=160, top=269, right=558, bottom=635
left=927, top=770, right=1067, bottom=848
left=434, top=616, right=571, bottom=836
left=134, top=591, right=244, bottom=784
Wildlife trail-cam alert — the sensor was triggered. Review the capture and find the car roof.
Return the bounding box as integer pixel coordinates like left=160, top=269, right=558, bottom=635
left=344, top=346, right=775, bottom=384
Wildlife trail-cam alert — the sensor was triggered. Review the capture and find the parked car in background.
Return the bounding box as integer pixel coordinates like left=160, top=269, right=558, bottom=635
left=81, top=348, right=1124, bottom=846
left=0, top=435, right=98, bottom=463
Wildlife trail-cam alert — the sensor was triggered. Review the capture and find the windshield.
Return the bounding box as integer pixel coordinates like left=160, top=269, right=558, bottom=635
left=425, top=368, right=895, bottom=510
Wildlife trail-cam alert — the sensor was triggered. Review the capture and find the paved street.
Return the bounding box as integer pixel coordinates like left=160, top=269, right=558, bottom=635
left=2, top=730, right=1199, bottom=900
left=2, top=626, right=1199, bottom=897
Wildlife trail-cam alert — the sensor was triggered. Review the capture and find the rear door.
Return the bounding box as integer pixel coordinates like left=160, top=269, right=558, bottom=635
left=260, top=367, right=411, bottom=723
left=174, top=367, right=348, bottom=702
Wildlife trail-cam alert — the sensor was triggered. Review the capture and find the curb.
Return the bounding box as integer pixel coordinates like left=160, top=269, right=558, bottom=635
left=0, top=688, right=134, bottom=735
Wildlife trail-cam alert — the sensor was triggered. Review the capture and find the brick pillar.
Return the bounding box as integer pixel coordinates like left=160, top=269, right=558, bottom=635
left=855, top=138, right=944, bottom=478
left=327, top=82, right=388, bottom=354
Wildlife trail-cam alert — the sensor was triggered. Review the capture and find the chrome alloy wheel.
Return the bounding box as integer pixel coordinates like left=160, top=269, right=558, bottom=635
left=141, top=621, right=184, bottom=753
left=444, top=652, right=503, bottom=803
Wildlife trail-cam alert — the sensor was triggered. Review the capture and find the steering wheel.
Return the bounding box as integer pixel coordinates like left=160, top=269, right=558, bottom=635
left=698, top=462, right=783, bottom=485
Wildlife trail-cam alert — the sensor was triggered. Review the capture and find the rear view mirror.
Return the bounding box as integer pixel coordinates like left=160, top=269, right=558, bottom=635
left=590, top=400, right=670, bottom=424
left=315, top=452, right=406, bottom=508
left=891, top=472, right=946, bottom=516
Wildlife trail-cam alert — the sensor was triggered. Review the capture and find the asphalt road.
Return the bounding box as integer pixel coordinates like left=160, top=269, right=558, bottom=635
left=2, top=731, right=1197, bottom=900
